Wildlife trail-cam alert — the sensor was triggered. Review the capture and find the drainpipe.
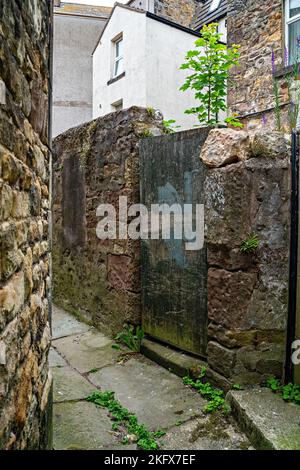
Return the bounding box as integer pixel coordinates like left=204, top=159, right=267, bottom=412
left=285, top=130, right=299, bottom=383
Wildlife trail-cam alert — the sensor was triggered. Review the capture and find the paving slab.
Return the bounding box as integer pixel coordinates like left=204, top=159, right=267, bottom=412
left=52, top=306, right=251, bottom=450
left=87, top=356, right=207, bottom=431
left=52, top=304, right=91, bottom=339
left=52, top=365, right=95, bottom=403
left=49, top=347, right=67, bottom=367
left=163, top=413, right=251, bottom=450
left=52, top=329, right=123, bottom=374
left=53, top=401, right=124, bottom=450
left=227, top=388, right=300, bottom=450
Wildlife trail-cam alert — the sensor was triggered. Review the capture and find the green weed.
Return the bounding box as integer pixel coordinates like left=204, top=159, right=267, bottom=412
left=267, top=377, right=300, bottom=405
left=115, top=325, right=144, bottom=352
left=183, top=367, right=227, bottom=414
left=140, top=129, right=153, bottom=138
left=162, top=119, right=181, bottom=134
left=86, top=390, right=165, bottom=450
left=240, top=234, right=260, bottom=254
left=147, top=107, right=155, bottom=117
left=231, top=383, right=243, bottom=390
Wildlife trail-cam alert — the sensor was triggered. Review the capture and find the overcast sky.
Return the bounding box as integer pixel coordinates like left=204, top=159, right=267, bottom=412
left=63, top=0, right=127, bottom=6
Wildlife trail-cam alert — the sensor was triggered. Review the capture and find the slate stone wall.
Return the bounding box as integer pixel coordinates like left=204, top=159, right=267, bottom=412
left=0, top=0, right=52, bottom=449
left=227, top=0, right=289, bottom=131
left=52, top=107, right=163, bottom=337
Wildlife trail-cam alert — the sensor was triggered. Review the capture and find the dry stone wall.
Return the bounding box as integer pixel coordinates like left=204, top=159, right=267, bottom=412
left=0, top=0, right=52, bottom=449
left=52, top=107, right=163, bottom=337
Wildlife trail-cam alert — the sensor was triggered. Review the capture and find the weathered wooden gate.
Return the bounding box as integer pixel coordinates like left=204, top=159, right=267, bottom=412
left=140, top=128, right=209, bottom=357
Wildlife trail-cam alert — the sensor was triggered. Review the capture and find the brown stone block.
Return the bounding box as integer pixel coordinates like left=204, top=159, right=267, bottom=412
left=234, top=343, right=285, bottom=379
left=207, top=341, right=237, bottom=379
left=14, top=350, right=37, bottom=428
left=207, top=244, right=256, bottom=271
left=29, top=77, right=48, bottom=145
left=0, top=151, right=21, bottom=184
left=0, top=271, right=25, bottom=319
left=208, top=322, right=257, bottom=348
left=0, top=183, right=13, bottom=220
left=208, top=268, right=258, bottom=330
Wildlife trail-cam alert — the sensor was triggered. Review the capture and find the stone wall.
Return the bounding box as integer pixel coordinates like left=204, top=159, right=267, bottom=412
left=0, top=1, right=52, bottom=449
left=201, top=129, right=290, bottom=387
left=52, top=107, right=163, bottom=337
left=227, top=0, right=289, bottom=131
left=154, top=0, right=197, bottom=27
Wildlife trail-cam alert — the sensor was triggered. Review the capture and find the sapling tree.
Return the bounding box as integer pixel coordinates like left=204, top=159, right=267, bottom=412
left=180, top=23, right=242, bottom=127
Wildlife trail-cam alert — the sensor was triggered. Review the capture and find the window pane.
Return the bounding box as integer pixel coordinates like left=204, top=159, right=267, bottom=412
left=289, top=18, right=300, bottom=63
left=116, top=39, right=123, bottom=58
left=290, top=0, right=300, bottom=18
left=209, top=0, right=221, bottom=12
left=114, top=57, right=124, bottom=76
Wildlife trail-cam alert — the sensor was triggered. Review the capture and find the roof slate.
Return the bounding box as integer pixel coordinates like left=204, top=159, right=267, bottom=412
left=54, top=2, right=112, bottom=18
left=193, top=0, right=227, bottom=31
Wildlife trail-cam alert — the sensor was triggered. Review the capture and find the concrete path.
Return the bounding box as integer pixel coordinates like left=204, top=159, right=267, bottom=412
left=51, top=305, right=251, bottom=450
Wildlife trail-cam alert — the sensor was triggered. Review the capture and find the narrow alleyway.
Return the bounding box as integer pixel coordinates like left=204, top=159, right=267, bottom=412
left=51, top=306, right=251, bottom=450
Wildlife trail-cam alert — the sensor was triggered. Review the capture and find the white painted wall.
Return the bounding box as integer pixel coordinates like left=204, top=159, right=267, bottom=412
left=53, top=13, right=107, bottom=137
left=93, top=6, right=203, bottom=130
left=145, top=15, right=201, bottom=130
left=93, top=7, right=147, bottom=116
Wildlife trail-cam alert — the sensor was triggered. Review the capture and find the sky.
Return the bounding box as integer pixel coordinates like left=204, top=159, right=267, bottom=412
left=63, top=0, right=127, bottom=6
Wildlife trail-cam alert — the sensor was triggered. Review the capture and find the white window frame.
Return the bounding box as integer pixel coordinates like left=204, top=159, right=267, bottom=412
left=285, top=0, right=300, bottom=64
left=209, top=0, right=222, bottom=13
left=113, top=35, right=124, bottom=78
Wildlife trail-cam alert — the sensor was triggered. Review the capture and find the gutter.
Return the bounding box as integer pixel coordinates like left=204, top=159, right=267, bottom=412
left=145, top=11, right=202, bottom=37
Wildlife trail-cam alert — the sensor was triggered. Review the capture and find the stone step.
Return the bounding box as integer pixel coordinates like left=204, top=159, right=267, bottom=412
left=141, top=337, right=207, bottom=378
left=226, top=388, right=300, bottom=450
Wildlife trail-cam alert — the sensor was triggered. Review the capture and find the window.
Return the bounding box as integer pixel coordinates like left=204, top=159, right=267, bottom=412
left=113, top=36, right=124, bottom=78
left=285, top=0, right=300, bottom=64
left=209, top=0, right=221, bottom=12
left=111, top=99, right=123, bottom=112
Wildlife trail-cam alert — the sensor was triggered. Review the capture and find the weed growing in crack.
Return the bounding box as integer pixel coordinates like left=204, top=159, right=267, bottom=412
left=231, top=383, right=243, bottom=390
left=147, top=107, right=155, bottom=117
left=183, top=367, right=228, bottom=414
left=240, top=234, right=259, bottom=254
left=115, top=325, right=144, bottom=352
left=139, top=129, right=153, bottom=138
left=86, top=390, right=166, bottom=450
left=267, top=377, right=300, bottom=405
